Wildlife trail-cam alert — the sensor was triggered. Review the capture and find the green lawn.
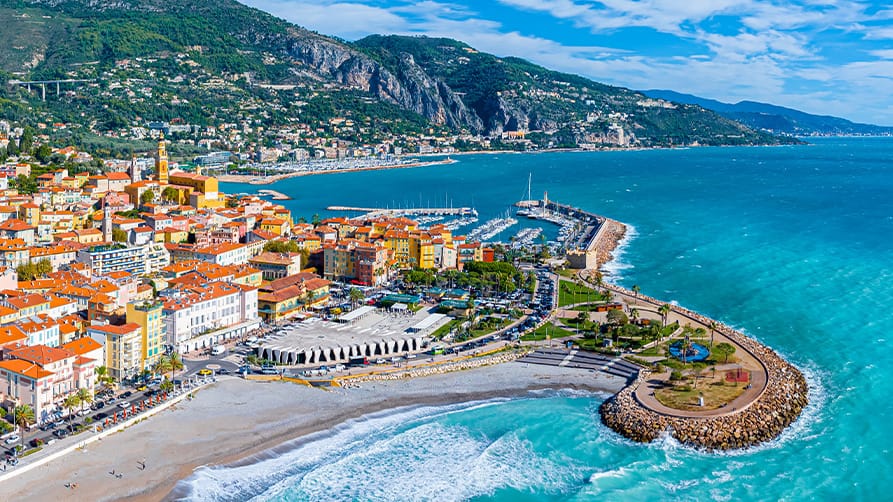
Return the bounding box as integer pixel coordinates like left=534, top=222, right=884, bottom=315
left=431, top=319, right=462, bottom=340
left=558, top=280, right=598, bottom=307
left=520, top=322, right=577, bottom=341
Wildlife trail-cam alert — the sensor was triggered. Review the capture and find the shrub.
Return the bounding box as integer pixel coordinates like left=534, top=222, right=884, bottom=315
left=670, top=370, right=684, bottom=381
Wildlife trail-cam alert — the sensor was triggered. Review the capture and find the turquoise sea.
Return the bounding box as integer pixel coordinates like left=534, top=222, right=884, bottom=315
left=180, top=137, right=892, bottom=500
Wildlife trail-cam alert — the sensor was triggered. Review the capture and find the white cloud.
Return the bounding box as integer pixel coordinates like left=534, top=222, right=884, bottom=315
left=235, top=0, right=893, bottom=125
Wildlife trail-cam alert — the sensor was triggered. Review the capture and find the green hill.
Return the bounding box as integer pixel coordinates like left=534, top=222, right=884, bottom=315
left=0, top=0, right=792, bottom=155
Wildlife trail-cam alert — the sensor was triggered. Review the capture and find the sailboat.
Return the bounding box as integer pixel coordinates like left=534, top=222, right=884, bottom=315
left=516, top=173, right=535, bottom=217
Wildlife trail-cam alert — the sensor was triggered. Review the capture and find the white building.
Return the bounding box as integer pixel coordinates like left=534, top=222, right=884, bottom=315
left=161, top=281, right=259, bottom=353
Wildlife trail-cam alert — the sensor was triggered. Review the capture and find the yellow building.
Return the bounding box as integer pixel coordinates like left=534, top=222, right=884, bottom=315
left=156, top=134, right=169, bottom=184
left=18, top=203, right=40, bottom=226
left=126, top=301, right=164, bottom=371
left=260, top=217, right=290, bottom=236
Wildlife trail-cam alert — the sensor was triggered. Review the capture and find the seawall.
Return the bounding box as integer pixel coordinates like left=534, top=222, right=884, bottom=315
left=598, top=286, right=809, bottom=450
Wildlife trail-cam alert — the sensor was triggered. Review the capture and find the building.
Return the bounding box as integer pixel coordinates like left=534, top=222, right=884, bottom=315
left=126, top=301, right=165, bottom=370
left=324, top=239, right=389, bottom=286
left=256, top=273, right=330, bottom=323
left=0, top=344, right=95, bottom=424
left=161, top=281, right=260, bottom=353
left=156, top=134, right=169, bottom=184
left=87, top=323, right=143, bottom=381
left=248, top=252, right=302, bottom=280
left=75, top=243, right=166, bottom=276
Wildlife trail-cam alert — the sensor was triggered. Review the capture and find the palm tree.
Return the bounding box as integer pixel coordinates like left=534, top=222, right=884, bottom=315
left=349, top=287, right=364, bottom=308
left=658, top=304, right=672, bottom=343
left=632, top=284, right=640, bottom=305
left=709, top=321, right=717, bottom=347
left=155, top=353, right=185, bottom=383
left=62, top=394, right=80, bottom=432
left=13, top=404, right=34, bottom=448
left=630, top=308, right=639, bottom=324
left=77, top=388, right=93, bottom=413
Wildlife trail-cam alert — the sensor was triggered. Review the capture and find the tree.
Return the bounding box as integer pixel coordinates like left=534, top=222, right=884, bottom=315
left=263, top=240, right=300, bottom=253
left=576, top=310, right=588, bottom=328
left=709, top=321, right=717, bottom=346
left=311, top=213, right=321, bottom=226
left=16, top=261, right=37, bottom=281
left=160, top=377, right=174, bottom=392
left=348, top=287, right=364, bottom=308
left=606, top=309, right=628, bottom=326
left=95, top=365, right=114, bottom=388
left=162, top=186, right=179, bottom=203
left=34, top=144, right=53, bottom=164
left=35, top=258, right=52, bottom=277
left=659, top=304, right=672, bottom=328
left=140, top=190, right=156, bottom=205
left=632, top=284, right=640, bottom=305
left=713, top=342, right=736, bottom=363
left=112, top=228, right=128, bottom=242
left=62, top=394, right=80, bottom=431
left=630, top=308, right=640, bottom=324
left=13, top=404, right=34, bottom=442
left=76, top=388, right=93, bottom=412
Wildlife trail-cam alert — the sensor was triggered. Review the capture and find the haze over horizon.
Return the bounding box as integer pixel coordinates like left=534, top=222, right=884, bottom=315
left=239, top=0, right=893, bottom=127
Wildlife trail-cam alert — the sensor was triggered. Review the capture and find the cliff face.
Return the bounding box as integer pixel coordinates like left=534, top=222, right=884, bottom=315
left=5, top=0, right=789, bottom=146
left=286, top=39, right=481, bottom=130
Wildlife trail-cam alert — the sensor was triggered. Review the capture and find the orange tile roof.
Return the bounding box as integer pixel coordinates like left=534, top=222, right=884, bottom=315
left=0, top=325, right=27, bottom=346
left=60, top=336, right=103, bottom=356
left=88, top=322, right=140, bottom=335
left=9, top=344, right=74, bottom=365
left=0, top=359, right=54, bottom=379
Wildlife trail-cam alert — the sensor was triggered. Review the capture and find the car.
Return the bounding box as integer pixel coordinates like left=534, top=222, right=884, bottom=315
left=4, top=435, right=19, bottom=445
left=52, top=429, right=68, bottom=438
left=216, top=368, right=230, bottom=375
left=375, top=358, right=386, bottom=364
left=121, top=391, right=132, bottom=398
left=106, top=397, right=116, bottom=405
left=406, top=354, right=417, bottom=359
left=93, top=412, right=108, bottom=421
left=198, top=368, right=213, bottom=376
left=6, top=456, right=18, bottom=466
left=39, top=423, right=56, bottom=431
left=77, top=409, right=90, bottom=416
left=136, top=385, right=147, bottom=391
left=52, top=419, right=65, bottom=428
left=117, top=402, right=130, bottom=409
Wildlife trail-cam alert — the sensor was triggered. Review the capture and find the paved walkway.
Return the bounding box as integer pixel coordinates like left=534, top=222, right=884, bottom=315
left=573, top=270, right=770, bottom=419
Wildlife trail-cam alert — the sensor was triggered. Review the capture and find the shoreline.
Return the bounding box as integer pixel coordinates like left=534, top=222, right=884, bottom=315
left=0, top=363, right=625, bottom=502
left=217, top=158, right=457, bottom=185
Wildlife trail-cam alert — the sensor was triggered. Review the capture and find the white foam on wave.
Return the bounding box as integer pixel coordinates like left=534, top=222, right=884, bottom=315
left=601, top=223, right=638, bottom=281
left=173, top=398, right=514, bottom=501
left=274, top=422, right=585, bottom=502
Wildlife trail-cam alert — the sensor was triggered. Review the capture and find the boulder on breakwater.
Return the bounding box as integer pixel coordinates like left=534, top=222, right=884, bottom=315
left=599, top=322, right=808, bottom=450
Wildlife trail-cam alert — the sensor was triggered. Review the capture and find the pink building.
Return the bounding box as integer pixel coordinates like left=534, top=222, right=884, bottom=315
left=0, top=344, right=96, bottom=424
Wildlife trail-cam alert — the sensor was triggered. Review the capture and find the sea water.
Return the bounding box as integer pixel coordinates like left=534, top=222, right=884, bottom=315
left=179, top=137, right=892, bottom=500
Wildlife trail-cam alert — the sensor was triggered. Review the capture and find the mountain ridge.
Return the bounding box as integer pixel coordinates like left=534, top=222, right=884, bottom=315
left=642, top=89, right=893, bottom=136
left=0, top=0, right=794, bottom=154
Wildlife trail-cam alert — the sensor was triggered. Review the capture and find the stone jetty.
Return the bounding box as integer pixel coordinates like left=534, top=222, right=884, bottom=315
left=338, top=349, right=529, bottom=385
left=598, top=286, right=809, bottom=450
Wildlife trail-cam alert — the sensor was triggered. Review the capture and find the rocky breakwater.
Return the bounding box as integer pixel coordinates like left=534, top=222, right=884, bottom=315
left=598, top=298, right=808, bottom=450
left=342, top=349, right=529, bottom=385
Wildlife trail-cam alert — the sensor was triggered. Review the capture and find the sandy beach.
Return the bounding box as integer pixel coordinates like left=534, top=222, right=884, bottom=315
left=1, top=363, right=625, bottom=501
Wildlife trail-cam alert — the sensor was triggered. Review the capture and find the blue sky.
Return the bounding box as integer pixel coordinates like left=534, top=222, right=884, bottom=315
left=239, top=0, right=893, bottom=125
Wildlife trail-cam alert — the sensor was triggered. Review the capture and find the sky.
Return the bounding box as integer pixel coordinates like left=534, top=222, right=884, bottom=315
left=239, top=0, right=893, bottom=126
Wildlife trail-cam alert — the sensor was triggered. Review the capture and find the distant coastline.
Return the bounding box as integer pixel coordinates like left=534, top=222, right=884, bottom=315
left=217, top=158, right=458, bottom=185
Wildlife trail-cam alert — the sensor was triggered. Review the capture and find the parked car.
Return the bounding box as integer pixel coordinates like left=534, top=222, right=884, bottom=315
left=52, top=429, right=68, bottom=438
left=4, top=435, right=19, bottom=445
left=198, top=368, right=213, bottom=376
left=117, top=402, right=130, bottom=409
